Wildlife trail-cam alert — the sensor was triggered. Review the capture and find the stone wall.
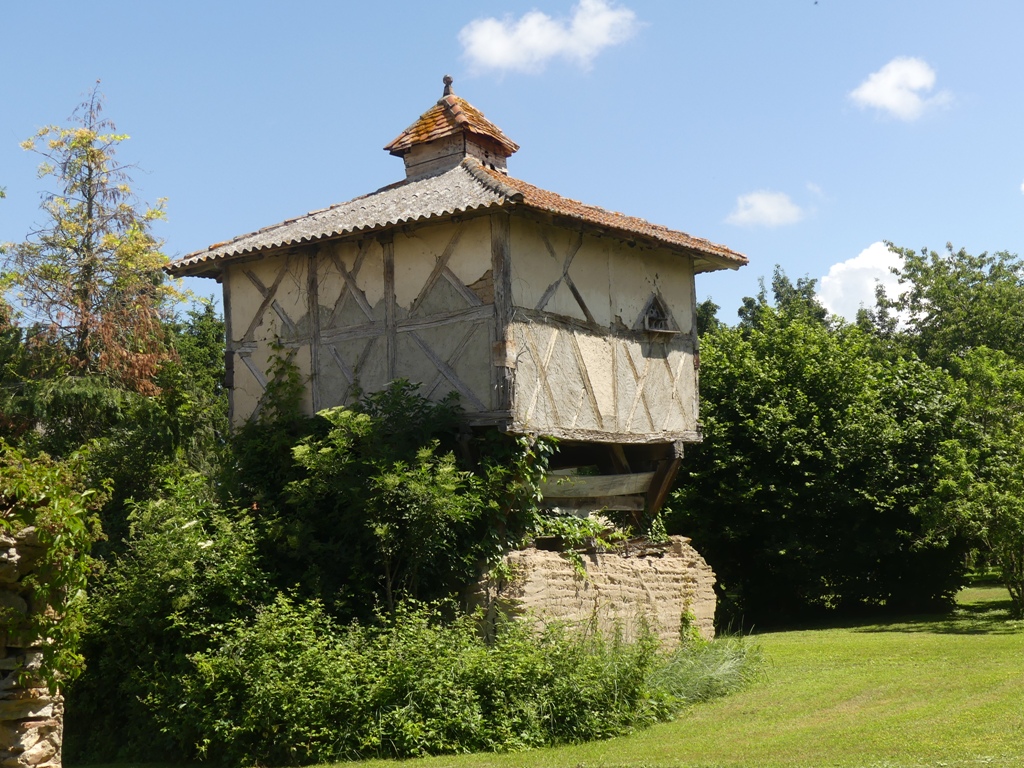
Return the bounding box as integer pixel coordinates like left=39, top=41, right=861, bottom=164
left=1, top=527, right=63, bottom=768
left=475, top=535, right=716, bottom=646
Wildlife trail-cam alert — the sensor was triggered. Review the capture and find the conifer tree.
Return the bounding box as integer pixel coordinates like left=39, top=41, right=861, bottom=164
left=3, top=83, right=173, bottom=394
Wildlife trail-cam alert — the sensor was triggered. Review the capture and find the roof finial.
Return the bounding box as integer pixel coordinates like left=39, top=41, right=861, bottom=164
left=443, top=74, right=454, bottom=96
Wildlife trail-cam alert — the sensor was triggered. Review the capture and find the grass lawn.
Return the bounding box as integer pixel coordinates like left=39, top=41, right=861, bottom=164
left=350, top=585, right=1024, bottom=768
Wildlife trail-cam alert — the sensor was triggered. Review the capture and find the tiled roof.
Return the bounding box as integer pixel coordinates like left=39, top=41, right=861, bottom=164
left=167, top=158, right=747, bottom=277
left=384, top=83, right=519, bottom=157
left=466, top=163, right=747, bottom=270
left=166, top=162, right=511, bottom=277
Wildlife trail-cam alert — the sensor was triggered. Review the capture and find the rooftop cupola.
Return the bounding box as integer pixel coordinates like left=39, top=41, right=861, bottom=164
left=384, top=75, right=519, bottom=181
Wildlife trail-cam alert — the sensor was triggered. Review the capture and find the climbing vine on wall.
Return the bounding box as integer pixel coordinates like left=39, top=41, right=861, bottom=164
left=0, top=443, right=103, bottom=691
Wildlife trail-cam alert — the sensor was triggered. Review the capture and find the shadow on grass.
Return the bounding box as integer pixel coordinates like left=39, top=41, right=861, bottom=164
left=746, top=591, right=1023, bottom=637
left=850, top=598, right=1024, bottom=635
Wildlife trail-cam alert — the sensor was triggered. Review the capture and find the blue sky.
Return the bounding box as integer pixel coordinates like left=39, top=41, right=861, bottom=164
left=2, top=0, right=1022, bottom=323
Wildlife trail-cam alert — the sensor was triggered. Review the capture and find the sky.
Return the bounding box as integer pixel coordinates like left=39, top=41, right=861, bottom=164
left=2, top=0, right=1023, bottom=324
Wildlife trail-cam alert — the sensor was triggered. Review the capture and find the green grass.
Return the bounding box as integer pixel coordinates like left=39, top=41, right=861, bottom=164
left=345, top=586, right=1024, bottom=768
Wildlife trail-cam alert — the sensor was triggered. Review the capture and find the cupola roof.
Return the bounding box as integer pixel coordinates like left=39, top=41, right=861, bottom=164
left=384, top=75, right=519, bottom=159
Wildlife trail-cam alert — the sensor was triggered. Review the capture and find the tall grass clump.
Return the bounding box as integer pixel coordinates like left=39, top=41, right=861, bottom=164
left=649, top=635, right=765, bottom=705
left=154, top=596, right=761, bottom=766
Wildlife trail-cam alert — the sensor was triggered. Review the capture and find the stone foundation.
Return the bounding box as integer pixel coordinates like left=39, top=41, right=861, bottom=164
left=475, top=535, right=716, bottom=646
left=1, top=528, right=62, bottom=768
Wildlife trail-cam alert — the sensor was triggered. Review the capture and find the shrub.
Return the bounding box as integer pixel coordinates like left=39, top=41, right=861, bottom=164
left=0, top=443, right=102, bottom=690
left=244, top=379, right=549, bottom=620
left=63, top=472, right=268, bottom=762
left=160, top=596, right=761, bottom=766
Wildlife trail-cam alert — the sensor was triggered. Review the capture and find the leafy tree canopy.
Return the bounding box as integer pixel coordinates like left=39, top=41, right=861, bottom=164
left=673, top=279, right=968, bottom=625
left=882, top=243, right=1024, bottom=367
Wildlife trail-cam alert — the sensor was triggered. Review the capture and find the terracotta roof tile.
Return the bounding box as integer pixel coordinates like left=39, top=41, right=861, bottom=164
left=466, top=161, right=747, bottom=269
left=384, top=92, right=518, bottom=157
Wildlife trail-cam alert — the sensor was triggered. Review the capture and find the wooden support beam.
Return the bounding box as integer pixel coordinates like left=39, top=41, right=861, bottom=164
left=491, top=212, right=513, bottom=411
left=645, top=457, right=682, bottom=516
left=607, top=444, right=631, bottom=474
left=382, top=235, right=396, bottom=380
left=542, top=495, right=645, bottom=514
left=308, top=249, right=321, bottom=411
left=539, top=471, right=655, bottom=499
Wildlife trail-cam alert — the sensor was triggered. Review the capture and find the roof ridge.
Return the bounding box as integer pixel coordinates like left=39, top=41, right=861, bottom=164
left=461, top=157, right=523, bottom=201
left=442, top=94, right=470, bottom=126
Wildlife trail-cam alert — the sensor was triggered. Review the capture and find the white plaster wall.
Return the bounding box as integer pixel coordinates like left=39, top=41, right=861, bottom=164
left=226, top=219, right=503, bottom=425
left=510, top=218, right=566, bottom=310
left=509, top=217, right=695, bottom=333
left=506, top=218, right=699, bottom=440
left=440, top=216, right=492, bottom=288
left=226, top=256, right=312, bottom=425
left=509, top=322, right=698, bottom=439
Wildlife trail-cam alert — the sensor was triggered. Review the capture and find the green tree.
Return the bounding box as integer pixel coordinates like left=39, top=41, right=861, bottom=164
left=939, top=347, right=1024, bottom=615
left=882, top=243, right=1024, bottom=366
left=64, top=472, right=268, bottom=761
left=737, top=267, right=830, bottom=330
left=283, top=382, right=478, bottom=616
left=671, top=296, right=968, bottom=625
left=874, top=244, right=1024, bottom=611
left=2, top=84, right=174, bottom=394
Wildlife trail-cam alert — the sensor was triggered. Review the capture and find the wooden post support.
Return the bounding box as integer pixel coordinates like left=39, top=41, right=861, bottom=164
left=307, top=249, right=321, bottom=411
left=491, top=212, right=513, bottom=411
left=646, top=457, right=683, bottom=516
left=382, top=235, right=397, bottom=381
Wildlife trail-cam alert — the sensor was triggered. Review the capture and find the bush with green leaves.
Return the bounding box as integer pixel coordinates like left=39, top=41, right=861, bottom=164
left=0, top=443, right=102, bottom=691
left=157, top=595, right=760, bottom=765
left=672, top=281, right=970, bottom=626
left=64, top=472, right=268, bottom=762
left=237, top=379, right=548, bottom=620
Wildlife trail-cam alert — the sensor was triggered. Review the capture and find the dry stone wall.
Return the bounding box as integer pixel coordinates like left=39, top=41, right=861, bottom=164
left=476, top=535, right=716, bottom=646
left=1, top=528, right=62, bottom=768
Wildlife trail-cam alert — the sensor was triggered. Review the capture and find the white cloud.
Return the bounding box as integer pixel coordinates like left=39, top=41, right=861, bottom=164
left=459, top=0, right=640, bottom=74
left=726, top=190, right=804, bottom=227
left=849, top=57, right=952, bottom=121
left=819, top=241, right=905, bottom=321
left=1020, top=179, right=1024, bottom=194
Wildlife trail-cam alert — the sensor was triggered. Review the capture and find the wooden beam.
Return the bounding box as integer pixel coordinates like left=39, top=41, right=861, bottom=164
left=568, top=332, right=604, bottom=429
left=242, top=264, right=288, bottom=342
left=491, top=212, right=513, bottom=412
left=319, top=322, right=384, bottom=343
left=329, top=245, right=375, bottom=323
left=397, top=304, right=492, bottom=332
left=608, top=444, right=631, bottom=474
left=308, top=249, right=321, bottom=411
left=539, top=471, right=655, bottom=499
left=542, top=495, right=645, bottom=514
left=408, top=330, right=488, bottom=411
left=382, top=235, right=396, bottom=380
left=409, top=226, right=464, bottom=315
left=510, top=424, right=702, bottom=444
left=646, top=457, right=682, bottom=516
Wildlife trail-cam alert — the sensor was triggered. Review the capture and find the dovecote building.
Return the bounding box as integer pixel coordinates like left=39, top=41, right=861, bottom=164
left=168, top=76, right=747, bottom=517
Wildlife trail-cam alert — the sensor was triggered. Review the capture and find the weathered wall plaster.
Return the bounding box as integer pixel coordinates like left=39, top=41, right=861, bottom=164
left=475, top=535, right=716, bottom=647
